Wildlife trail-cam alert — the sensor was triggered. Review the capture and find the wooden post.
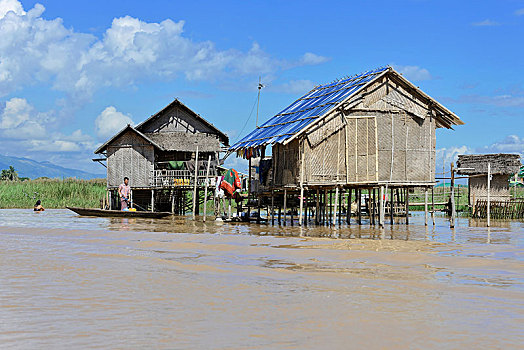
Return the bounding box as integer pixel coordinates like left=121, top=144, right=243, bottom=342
left=324, top=189, right=328, bottom=225
left=151, top=189, right=154, bottom=212
left=347, top=188, right=351, bottom=225
left=283, top=189, right=287, bottom=226
left=203, top=155, right=211, bottom=222
left=333, top=187, right=339, bottom=226
left=487, top=162, right=491, bottom=227
left=328, top=190, right=333, bottom=226
left=357, top=189, right=362, bottom=225
left=379, top=186, right=384, bottom=227
left=247, top=157, right=252, bottom=219
left=371, top=188, right=376, bottom=225
left=424, top=187, right=428, bottom=226
left=389, top=187, right=395, bottom=225
left=431, top=186, right=435, bottom=226
left=315, top=188, right=320, bottom=225
left=271, top=190, right=275, bottom=226
left=109, top=190, right=112, bottom=210
left=278, top=203, right=282, bottom=225
left=228, top=197, right=232, bottom=220
left=405, top=187, right=409, bottom=225
left=450, top=162, right=456, bottom=228
left=192, top=146, right=199, bottom=220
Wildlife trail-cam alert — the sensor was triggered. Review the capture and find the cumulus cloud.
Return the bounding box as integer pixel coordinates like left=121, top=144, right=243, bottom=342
left=516, top=8, right=524, bottom=16
left=0, top=97, right=96, bottom=152
left=95, top=106, right=134, bottom=139
left=478, top=135, right=524, bottom=157
left=393, top=65, right=432, bottom=81
left=0, top=97, right=49, bottom=138
left=472, top=19, right=500, bottom=26
left=0, top=1, right=329, bottom=99
left=436, top=145, right=473, bottom=169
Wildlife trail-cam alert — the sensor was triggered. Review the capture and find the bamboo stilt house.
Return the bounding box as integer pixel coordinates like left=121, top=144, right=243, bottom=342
left=230, top=66, right=464, bottom=192
left=457, top=154, right=521, bottom=207
left=94, top=99, right=229, bottom=212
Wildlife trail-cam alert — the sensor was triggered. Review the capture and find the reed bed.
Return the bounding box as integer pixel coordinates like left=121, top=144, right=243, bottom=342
left=0, top=178, right=106, bottom=209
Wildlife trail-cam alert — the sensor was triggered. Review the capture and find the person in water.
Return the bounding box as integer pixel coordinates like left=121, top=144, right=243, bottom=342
left=34, top=200, right=44, bottom=211
left=118, top=177, right=131, bottom=211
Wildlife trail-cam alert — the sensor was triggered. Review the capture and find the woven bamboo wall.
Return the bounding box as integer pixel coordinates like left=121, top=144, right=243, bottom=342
left=469, top=174, right=511, bottom=203
left=273, top=141, right=299, bottom=186
left=106, top=131, right=154, bottom=188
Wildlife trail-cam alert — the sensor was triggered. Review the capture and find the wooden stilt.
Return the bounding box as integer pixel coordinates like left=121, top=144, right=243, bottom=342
left=424, top=187, right=428, bottom=226
left=390, top=187, right=394, bottom=225
left=347, top=188, right=352, bottom=225
left=379, top=186, right=384, bottom=227
left=431, top=186, right=435, bottom=226
left=405, top=187, right=409, bottom=225
left=315, top=189, right=320, bottom=225
left=283, top=189, right=287, bottom=226
left=191, top=146, right=199, bottom=220
left=357, top=189, right=362, bottom=225
left=324, top=189, right=328, bottom=225
left=333, top=187, right=339, bottom=226
left=203, top=155, right=211, bottom=222
left=151, top=189, right=154, bottom=212
left=450, top=162, right=456, bottom=228
left=271, top=190, right=275, bottom=226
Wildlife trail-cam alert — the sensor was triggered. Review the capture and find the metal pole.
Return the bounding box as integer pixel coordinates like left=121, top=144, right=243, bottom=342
left=192, top=146, right=199, bottom=220
left=203, top=155, right=211, bottom=222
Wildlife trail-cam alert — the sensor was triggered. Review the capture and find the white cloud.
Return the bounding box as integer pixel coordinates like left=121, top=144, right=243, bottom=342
left=0, top=1, right=329, bottom=99
left=436, top=145, right=473, bottom=168
left=393, top=65, right=432, bottom=81
left=0, top=97, right=49, bottom=138
left=95, top=106, right=134, bottom=139
left=0, top=0, right=24, bottom=18
left=300, top=53, right=330, bottom=65
left=472, top=19, right=500, bottom=26
left=515, top=8, right=524, bottom=16
left=478, top=135, right=524, bottom=157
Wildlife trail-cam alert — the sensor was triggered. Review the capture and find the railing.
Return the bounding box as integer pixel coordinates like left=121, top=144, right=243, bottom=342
left=150, top=169, right=218, bottom=188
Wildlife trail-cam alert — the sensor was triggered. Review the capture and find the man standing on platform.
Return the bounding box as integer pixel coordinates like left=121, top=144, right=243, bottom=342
left=118, top=177, right=131, bottom=211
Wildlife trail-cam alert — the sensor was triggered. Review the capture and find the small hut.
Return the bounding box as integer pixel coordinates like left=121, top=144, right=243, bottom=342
left=230, top=66, right=464, bottom=225
left=456, top=154, right=521, bottom=210
left=94, top=99, right=229, bottom=212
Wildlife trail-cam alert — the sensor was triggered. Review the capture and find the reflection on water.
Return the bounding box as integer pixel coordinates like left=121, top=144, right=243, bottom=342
left=0, top=209, right=523, bottom=349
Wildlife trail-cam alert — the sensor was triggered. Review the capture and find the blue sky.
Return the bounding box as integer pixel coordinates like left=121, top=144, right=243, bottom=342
left=0, top=0, right=523, bottom=174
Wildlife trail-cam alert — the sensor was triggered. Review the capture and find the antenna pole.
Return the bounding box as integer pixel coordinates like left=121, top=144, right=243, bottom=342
left=256, top=76, right=263, bottom=128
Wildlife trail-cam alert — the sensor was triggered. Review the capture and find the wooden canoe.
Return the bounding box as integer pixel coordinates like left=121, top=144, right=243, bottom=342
left=66, top=207, right=172, bottom=218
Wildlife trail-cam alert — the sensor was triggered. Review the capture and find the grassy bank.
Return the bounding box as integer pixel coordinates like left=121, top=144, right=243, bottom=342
left=0, top=178, right=106, bottom=209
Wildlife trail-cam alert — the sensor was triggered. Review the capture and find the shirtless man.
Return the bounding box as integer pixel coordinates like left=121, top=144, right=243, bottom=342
left=118, top=177, right=131, bottom=210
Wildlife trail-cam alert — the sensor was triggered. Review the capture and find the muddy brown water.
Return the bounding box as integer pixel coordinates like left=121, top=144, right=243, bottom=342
left=0, top=209, right=522, bottom=349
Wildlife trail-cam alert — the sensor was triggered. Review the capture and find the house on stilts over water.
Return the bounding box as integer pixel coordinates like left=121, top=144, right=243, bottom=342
left=229, top=66, right=464, bottom=226
left=94, top=99, right=229, bottom=213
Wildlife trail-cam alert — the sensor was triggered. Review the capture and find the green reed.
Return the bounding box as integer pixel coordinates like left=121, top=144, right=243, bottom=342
left=0, top=178, right=107, bottom=209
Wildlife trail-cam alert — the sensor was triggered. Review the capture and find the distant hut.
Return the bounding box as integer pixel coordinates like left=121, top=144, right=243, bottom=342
left=456, top=154, right=521, bottom=210
left=94, top=99, right=229, bottom=212
left=229, top=66, right=464, bottom=225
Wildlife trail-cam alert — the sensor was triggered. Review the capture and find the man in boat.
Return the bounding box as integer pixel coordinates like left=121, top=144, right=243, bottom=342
left=34, top=200, right=44, bottom=212
left=118, top=177, right=131, bottom=211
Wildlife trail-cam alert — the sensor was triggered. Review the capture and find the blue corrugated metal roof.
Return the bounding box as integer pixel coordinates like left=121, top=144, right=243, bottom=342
left=230, top=67, right=389, bottom=152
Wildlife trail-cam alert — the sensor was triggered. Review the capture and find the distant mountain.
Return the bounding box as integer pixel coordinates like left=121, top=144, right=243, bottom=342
left=0, top=155, right=105, bottom=180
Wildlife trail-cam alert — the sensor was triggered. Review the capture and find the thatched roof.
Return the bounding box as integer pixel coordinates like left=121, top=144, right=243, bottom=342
left=457, top=154, right=521, bottom=175
left=145, top=132, right=220, bottom=152
left=136, top=99, right=229, bottom=146
left=94, top=125, right=163, bottom=154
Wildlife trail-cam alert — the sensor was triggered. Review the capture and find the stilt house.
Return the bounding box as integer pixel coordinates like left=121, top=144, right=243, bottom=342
left=229, top=66, right=464, bottom=225
left=457, top=154, right=521, bottom=209
left=94, top=99, right=229, bottom=212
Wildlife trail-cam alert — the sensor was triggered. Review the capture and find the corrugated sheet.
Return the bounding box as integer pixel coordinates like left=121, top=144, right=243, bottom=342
left=230, top=67, right=389, bottom=151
